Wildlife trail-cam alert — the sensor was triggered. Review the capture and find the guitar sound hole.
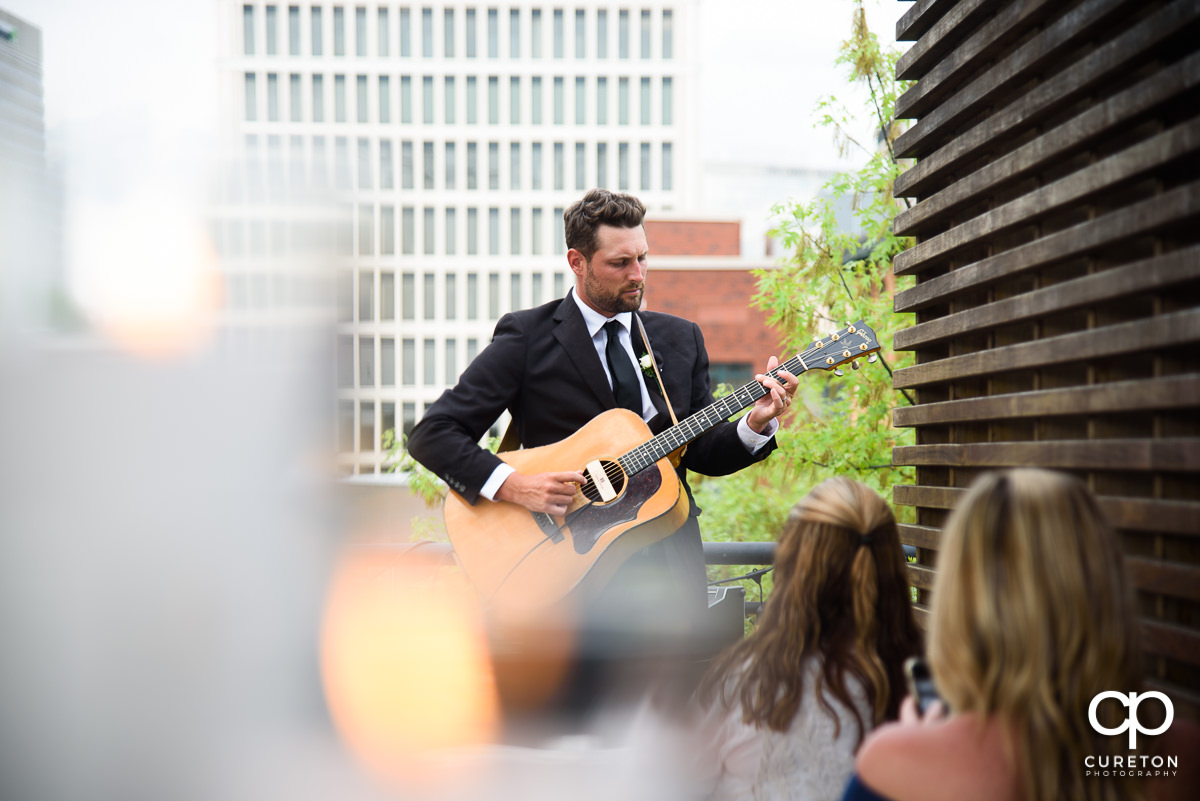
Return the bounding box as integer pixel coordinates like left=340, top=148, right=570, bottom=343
left=579, top=460, right=626, bottom=503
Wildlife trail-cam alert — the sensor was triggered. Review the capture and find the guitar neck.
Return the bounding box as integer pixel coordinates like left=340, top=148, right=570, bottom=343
left=618, top=353, right=810, bottom=475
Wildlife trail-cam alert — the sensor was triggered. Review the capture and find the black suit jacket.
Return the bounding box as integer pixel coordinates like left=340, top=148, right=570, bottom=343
left=407, top=293, right=776, bottom=514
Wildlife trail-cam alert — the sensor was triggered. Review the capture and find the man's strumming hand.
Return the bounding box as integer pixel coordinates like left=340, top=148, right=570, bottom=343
left=496, top=470, right=587, bottom=515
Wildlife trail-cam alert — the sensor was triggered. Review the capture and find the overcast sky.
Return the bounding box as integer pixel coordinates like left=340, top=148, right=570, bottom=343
left=697, top=0, right=900, bottom=168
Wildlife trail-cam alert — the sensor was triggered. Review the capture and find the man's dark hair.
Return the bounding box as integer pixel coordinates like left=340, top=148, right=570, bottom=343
left=563, top=188, right=646, bottom=260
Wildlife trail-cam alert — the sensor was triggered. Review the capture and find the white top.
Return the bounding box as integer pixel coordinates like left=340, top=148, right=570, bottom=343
left=698, top=658, right=873, bottom=801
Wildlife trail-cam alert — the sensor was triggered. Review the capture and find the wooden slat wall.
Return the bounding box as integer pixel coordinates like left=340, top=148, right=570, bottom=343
left=891, top=0, right=1200, bottom=719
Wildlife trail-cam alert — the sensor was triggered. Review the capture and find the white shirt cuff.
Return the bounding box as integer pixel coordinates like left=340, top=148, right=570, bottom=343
left=738, top=416, right=777, bottom=453
left=479, top=463, right=517, bottom=501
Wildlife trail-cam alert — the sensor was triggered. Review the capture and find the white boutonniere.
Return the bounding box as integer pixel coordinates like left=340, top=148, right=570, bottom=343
left=639, top=353, right=656, bottom=380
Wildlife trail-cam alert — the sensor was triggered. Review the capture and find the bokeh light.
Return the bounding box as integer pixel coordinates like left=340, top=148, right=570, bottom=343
left=71, top=199, right=221, bottom=357
left=319, top=547, right=500, bottom=788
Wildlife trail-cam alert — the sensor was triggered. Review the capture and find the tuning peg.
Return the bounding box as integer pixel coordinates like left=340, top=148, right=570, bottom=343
left=834, top=369, right=844, bottom=377
left=867, top=354, right=878, bottom=363
left=851, top=361, right=860, bottom=370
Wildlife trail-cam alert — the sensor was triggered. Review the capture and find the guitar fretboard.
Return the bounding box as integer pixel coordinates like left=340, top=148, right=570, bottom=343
left=618, top=352, right=810, bottom=475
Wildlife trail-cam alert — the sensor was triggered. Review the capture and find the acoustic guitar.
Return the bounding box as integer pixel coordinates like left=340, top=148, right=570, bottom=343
left=444, top=321, right=882, bottom=614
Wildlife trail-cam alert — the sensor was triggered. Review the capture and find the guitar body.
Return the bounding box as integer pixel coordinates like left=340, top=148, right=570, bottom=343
left=438, top=321, right=882, bottom=617
left=444, top=408, right=690, bottom=614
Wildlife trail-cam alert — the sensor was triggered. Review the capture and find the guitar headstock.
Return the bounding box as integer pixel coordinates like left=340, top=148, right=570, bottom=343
left=808, top=320, right=880, bottom=376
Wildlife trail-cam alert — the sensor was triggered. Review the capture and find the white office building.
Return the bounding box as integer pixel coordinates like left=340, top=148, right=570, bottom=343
left=215, top=1, right=697, bottom=475
left=0, top=8, right=63, bottom=340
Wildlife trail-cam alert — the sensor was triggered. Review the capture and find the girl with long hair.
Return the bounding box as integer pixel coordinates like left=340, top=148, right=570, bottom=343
left=846, top=468, right=1198, bottom=801
left=693, top=477, right=921, bottom=800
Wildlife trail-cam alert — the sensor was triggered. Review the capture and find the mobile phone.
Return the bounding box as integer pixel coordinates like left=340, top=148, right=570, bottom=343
left=903, top=657, right=943, bottom=715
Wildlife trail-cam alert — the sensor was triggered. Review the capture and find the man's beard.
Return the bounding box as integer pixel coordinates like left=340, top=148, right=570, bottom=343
left=584, top=265, right=644, bottom=314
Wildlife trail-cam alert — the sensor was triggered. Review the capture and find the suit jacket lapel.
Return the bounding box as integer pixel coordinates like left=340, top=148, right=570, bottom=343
left=553, top=295, right=617, bottom=409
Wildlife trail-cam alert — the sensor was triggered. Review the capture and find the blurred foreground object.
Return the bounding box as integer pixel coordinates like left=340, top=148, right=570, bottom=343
left=320, top=546, right=500, bottom=788
left=0, top=339, right=343, bottom=801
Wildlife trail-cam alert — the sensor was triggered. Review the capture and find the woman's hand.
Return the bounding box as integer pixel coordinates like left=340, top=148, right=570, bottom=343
left=899, top=694, right=947, bottom=725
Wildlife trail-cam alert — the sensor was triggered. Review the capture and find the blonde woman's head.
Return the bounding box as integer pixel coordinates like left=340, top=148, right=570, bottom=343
left=928, top=469, right=1142, bottom=801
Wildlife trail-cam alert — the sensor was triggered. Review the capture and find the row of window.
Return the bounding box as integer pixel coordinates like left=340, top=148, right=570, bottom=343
left=338, top=398, right=436, bottom=458
left=336, top=361, right=754, bottom=460
left=221, top=262, right=571, bottom=317
left=346, top=197, right=663, bottom=260
left=351, top=204, right=567, bottom=257
left=244, top=5, right=675, bottom=62
left=337, top=335, right=755, bottom=395
left=234, top=137, right=674, bottom=203
left=337, top=334, right=481, bottom=390
left=338, top=268, right=570, bottom=323
left=244, top=72, right=675, bottom=127
left=223, top=270, right=332, bottom=310
left=214, top=213, right=351, bottom=261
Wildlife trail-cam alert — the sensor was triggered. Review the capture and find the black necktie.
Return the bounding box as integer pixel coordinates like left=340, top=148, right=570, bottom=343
left=604, top=320, right=642, bottom=415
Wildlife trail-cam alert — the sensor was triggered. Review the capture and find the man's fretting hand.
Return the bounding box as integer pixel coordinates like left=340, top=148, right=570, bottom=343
left=496, top=470, right=587, bottom=515
left=746, top=355, right=798, bottom=434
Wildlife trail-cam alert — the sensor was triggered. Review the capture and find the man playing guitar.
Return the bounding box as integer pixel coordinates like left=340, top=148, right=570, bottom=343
left=407, top=188, right=797, bottom=719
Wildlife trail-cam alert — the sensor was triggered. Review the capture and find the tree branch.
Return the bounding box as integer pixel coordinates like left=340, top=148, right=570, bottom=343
left=795, top=457, right=897, bottom=470
left=835, top=123, right=872, bottom=158
left=866, top=68, right=915, bottom=211
left=872, top=351, right=916, bottom=406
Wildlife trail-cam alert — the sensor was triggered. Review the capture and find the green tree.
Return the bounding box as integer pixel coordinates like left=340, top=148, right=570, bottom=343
left=694, top=0, right=915, bottom=598
left=382, top=428, right=450, bottom=541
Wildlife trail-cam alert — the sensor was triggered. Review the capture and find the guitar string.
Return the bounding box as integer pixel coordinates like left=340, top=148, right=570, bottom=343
left=572, top=330, right=872, bottom=500
left=582, top=341, right=837, bottom=483
left=619, top=346, right=819, bottom=472
left=576, top=345, right=825, bottom=498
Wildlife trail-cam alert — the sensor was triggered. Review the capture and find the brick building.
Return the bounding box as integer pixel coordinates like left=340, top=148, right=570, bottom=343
left=644, top=217, right=781, bottom=388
